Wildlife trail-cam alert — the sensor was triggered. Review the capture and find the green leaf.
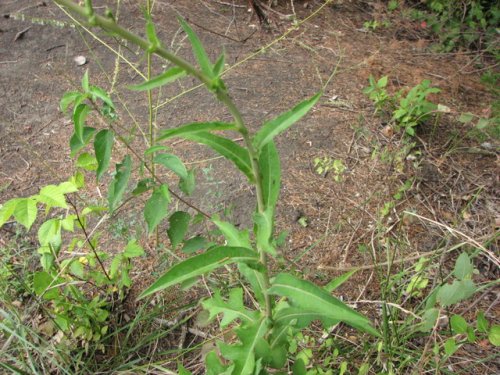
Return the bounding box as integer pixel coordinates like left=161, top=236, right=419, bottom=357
left=144, top=184, right=171, bottom=233
left=38, top=218, right=62, bottom=249
left=72, top=104, right=91, bottom=142
left=70, top=260, right=84, bottom=278
left=259, top=141, right=280, bottom=213
left=253, top=207, right=276, bottom=255
left=450, top=314, right=468, bottom=334
left=157, top=122, right=237, bottom=142
left=60, top=91, right=81, bottom=113
left=88, top=85, right=114, bottom=109
left=145, top=13, right=161, bottom=47
left=444, top=338, right=458, bottom=356
left=81, top=70, right=90, bottom=92
left=253, top=93, right=321, bottom=151
left=132, top=178, right=154, bottom=196
left=453, top=252, right=473, bottom=280
left=324, top=269, right=358, bottom=292
left=212, top=215, right=252, bottom=248
left=167, top=211, right=191, bottom=249
left=144, top=145, right=169, bottom=155
left=138, top=246, right=258, bottom=299
left=177, top=364, right=192, bottom=375
left=183, top=132, right=254, bottom=181
left=436, top=279, right=476, bottom=307
left=274, top=307, right=339, bottom=329
left=419, top=308, right=439, bottom=332
left=179, top=169, right=196, bottom=196
left=181, top=236, right=208, bottom=254
left=489, top=325, right=500, bottom=346
left=128, top=67, right=186, bottom=91
left=123, top=239, right=144, bottom=258
left=378, top=76, right=388, bottom=87
left=213, top=50, right=225, bottom=77
left=33, top=271, right=59, bottom=300
left=292, top=358, right=307, bottom=375
left=255, top=335, right=288, bottom=369
left=218, top=317, right=269, bottom=375
left=70, top=126, right=96, bottom=157
left=202, top=288, right=260, bottom=327
left=269, top=273, right=380, bottom=337
left=37, top=186, right=66, bottom=210
left=76, top=152, right=98, bottom=171
left=206, top=351, right=232, bottom=375
left=94, top=129, right=114, bottom=181
left=238, top=263, right=266, bottom=307
left=154, top=153, right=188, bottom=180
left=476, top=118, right=489, bottom=129
left=13, top=198, right=38, bottom=229
left=108, top=155, right=132, bottom=213
left=477, top=311, right=489, bottom=333
left=0, top=199, right=19, bottom=228
left=110, top=254, right=123, bottom=279
left=178, top=17, right=213, bottom=78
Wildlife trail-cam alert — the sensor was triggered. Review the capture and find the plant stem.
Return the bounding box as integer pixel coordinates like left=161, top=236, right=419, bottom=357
left=145, top=0, right=159, bottom=245
left=68, top=198, right=111, bottom=281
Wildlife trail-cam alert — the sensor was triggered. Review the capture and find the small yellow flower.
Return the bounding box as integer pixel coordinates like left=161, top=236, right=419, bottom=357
left=79, top=257, right=88, bottom=265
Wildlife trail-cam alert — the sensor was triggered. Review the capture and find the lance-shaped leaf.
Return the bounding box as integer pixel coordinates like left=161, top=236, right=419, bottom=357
left=274, top=307, right=339, bottom=329
left=259, top=141, right=280, bottom=213
left=94, top=129, right=114, bottom=181
left=238, top=263, right=266, bottom=307
left=202, top=288, right=260, bottom=327
left=183, top=132, right=254, bottom=182
left=108, top=155, right=132, bottom=213
left=157, top=122, right=237, bottom=141
left=167, top=211, right=191, bottom=249
left=178, top=17, right=213, bottom=78
left=144, top=184, right=171, bottom=233
left=139, top=246, right=258, bottom=299
left=213, top=50, right=226, bottom=77
left=253, top=207, right=276, bottom=256
left=128, top=67, right=186, bottom=91
left=218, top=317, right=269, bottom=375
left=145, top=13, right=161, bottom=47
left=269, top=273, right=380, bottom=337
left=144, top=145, right=170, bottom=155
left=324, top=269, right=358, bottom=293
left=154, top=153, right=188, bottom=180
left=212, top=215, right=252, bottom=249
left=72, top=104, right=91, bottom=142
left=253, top=92, right=321, bottom=152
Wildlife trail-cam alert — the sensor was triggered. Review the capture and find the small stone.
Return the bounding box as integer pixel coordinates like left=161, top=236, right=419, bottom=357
left=381, top=125, right=394, bottom=138
left=74, top=55, right=87, bottom=66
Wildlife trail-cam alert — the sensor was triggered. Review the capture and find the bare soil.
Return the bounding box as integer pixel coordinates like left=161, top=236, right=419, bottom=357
left=0, top=0, right=498, bottom=373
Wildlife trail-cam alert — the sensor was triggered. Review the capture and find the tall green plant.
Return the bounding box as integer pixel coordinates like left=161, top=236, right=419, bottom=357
left=0, top=0, right=380, bottom=372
